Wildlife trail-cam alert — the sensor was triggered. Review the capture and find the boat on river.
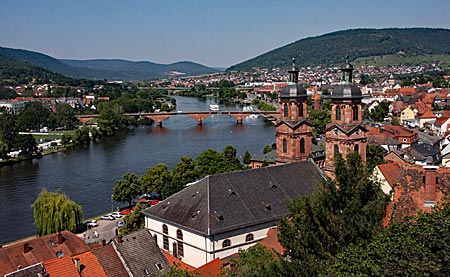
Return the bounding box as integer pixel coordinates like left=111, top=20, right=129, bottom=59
left=209, top=104, right=220, bottom=111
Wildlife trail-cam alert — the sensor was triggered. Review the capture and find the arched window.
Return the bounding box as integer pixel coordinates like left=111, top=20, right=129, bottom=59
left=336, top=105, right=341, bottom=121
left=354, top=144, right=359, bottom=153
left=283, top=103, right=288, bottom=117
left=176, top=229, right=184, bottom=257
left=162, top=224, right=169, bottom=250
left=334, top=145, right=340, bottom=155
left=298, top=103, right=303, bottom=118
left=222, top=239, right=231, bottom=248
left=245, top=234, right=254, bottom=242
left=353, top=105, right=358, bottom=121
left=300, top=138, right=305, bottom=154
left=282, top=138, right=287, bottom=153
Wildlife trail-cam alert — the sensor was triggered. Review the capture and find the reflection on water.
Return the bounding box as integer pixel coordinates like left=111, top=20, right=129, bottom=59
left=0, top=96, right=276, bottom=244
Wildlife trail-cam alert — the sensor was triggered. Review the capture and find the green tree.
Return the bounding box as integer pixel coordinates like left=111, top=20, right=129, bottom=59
left=308, top=100, right=331, bottom=137
left=369, top=101, right=390, bottom=122
left=223, top=145, right=243, bottom=172
left=391, top=117, right=400, bottom=125
left=263, top=144, right=273, bottom=154
left=16, top=101, right=49, bottom=131
left=329, top=201, right=450, bottom=276
left=113, top=172, right=141, bottom=207
left=32, top=188, right=83, bottom=236
left=120, top=203, right=146, bottom=236
left=160, top=268, right=199, bottom=277
left=14, top=134, right=37, bottom=158
left=167, top=157, right=199, bottom=198
left=242, top=150, right=252, bottom=165
left=53, top=102, right=77, bottom=129
left=140, top=164, right=172, bottom=199
left=366, top=144, right=386, bottom=171
left=195, top=149, right=227, bottom=177
left=97, top=102, right=127, bottom=136
left=277, top=152, right=390, bottom=276
left=0, top=108, right=17, bottom=159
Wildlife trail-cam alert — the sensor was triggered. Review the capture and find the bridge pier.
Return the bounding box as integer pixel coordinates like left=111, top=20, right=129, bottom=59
left=156, top=121, right=163, bottom=127
left=236, top=119, right=243, bottom=124
left=197, top=119, right=202, bottom=126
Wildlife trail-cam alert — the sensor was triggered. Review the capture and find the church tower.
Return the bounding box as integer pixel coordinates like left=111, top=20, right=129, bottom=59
left=275, top=58, right=313, bottom=163
left=324, top=57, right=367, bottom=176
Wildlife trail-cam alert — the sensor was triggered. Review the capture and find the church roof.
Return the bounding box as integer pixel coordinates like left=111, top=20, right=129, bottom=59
left=329, top=84, right=362, bottom=99
left=280, top=84, right=307, bottom=99
left=142, top=161, right=325, bottom=236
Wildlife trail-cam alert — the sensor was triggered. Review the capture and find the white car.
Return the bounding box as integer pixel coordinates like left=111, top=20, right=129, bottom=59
left=84, top=220, right=98, bottom=227
left=100, top=214, right=115, bottom=221
left=117, top=221, right=124, bottom=228
left=111, top=212, right=122, bottom=218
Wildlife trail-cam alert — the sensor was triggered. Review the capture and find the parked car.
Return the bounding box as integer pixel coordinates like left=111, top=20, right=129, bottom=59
left=84, top=220, right=98, bottom=228
left=100, top=214, right=115, bottom=221
left=111, top=211, right=122, bottom=218
left=117, top=221, right=124, bottom=228
left=120, top=208, right=132, bottom=215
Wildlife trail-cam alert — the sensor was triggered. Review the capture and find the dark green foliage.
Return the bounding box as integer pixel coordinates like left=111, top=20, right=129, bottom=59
left=113, top=172, right=142, bottom=207
left=60, top=127, right=92, bottom=147
left=366, top=144, right=386, bottom=171
left=32, top=188, right=83, bottom=236
left=16, top=101, right=50, bottom=131
left=160, top=267, right=199, bottom=277
left=229, top=28, right=450, bottom=71
left=97, top=101, right=128, bottom=136
left=263, top=144, right=273, bottom=154
left=120, top=203, right=146, bottom=236
left=0, top=86, right=17, bottom=99
left=167, top=156, right=199, bottom=197
left=329, top=202, right=450, bottom=276
left=140, top=164, right=173, bottom=199
left=195, top=146, right=243, bottom=178
left=308, top=100, right=331, bottom=136
left=242, top=150, right=252, bottom=165
left=0, top=108, right=17, bottom=158
left=53, top=102, right=77, bottom=129
left=369, top=100, right=390, bottom=122
left=13, top=134, right=37, bottom=158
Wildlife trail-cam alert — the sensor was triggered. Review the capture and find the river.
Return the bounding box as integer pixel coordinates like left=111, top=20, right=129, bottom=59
left=0, top=96, right=276, bottom=245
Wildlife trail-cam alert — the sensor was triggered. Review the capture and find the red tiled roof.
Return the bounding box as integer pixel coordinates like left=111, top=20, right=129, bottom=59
left=0, top=231, right=89, bottom=276
left=44, top=256, right=80, bottom=277
left=377, top=162, right=404, bottom=186
left=260, top=228, right=284, bottom=254
left=91, top=244, right=129, bottom=277
left=419, top=110, right=437, bottom=119
left=195, top=258, right=224, bottom=277
left=162, top=250, right=196, bottom=272
left=434, top=116, right=450, bottom=126
left=72, top=251, right=107, bottom=277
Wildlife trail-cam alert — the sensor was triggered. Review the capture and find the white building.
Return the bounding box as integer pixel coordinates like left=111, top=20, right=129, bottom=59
left=143, top=160, right=325, bottom=268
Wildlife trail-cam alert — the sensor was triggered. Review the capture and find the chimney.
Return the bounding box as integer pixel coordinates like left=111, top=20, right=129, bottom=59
left=116, top=236, right=122, bottom=244
left=424, top=166, right=438, bottom=205
left=74, top=258, right=81, bottom=273
left=380, top=127, right=384, bottom=133
left=23, top=242, right=30, bottom=254
left=102, top=239, right=106, bottom=246
left=115, top=228, right=119, bottom=237
left=57, top=232, right=63, bottom=244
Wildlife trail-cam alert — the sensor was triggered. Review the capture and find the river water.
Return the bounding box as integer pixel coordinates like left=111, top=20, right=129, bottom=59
left=0, top=96, right=275, bottom=245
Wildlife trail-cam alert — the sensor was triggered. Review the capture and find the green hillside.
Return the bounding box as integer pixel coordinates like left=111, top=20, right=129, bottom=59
left=0, top=47, right=220, bottom=81
left=228, top=28, right=450, bottom=71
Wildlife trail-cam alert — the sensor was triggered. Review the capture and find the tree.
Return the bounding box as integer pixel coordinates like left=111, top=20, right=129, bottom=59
left=140, top=164, right=172, bottom=199
left=32, top=188, right=83, bottom=236
left=263, top=144, right=273, bottom=154
left=16, top=101, right=49, bottom=131
left=369, top=101, right=390, bottom=122
left=243, top=150, right=252, bottom=165
left=14, top=134, right=37, bottom=158
left=308, top=100, right=331, bottom=137
left=120, top=203, right=146, bottom=236
left=53, top=102, right=77, bottom=129
left=195, top=149, right=227, bottom=177
left=97, top=102, right=127, bottom=136
left=0, top=108, right=17, bottom=158
left=329, top=201, right=450, bottom=276
left=167, top=157, right=199, bottom=198
left=113, top=172, right=141, bottom=207
left=366, top=144, right=386, bottom=171
left=223, top=145, right=243, bottom=172
left=277, top=152, right=390, bottom=275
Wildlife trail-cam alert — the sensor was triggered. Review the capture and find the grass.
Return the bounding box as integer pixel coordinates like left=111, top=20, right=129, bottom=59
left=353, top=54, right=450, bottom=67
left=32, top=130, right=76, bottom=140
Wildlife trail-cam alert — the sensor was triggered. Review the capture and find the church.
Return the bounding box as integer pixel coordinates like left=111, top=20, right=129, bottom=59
left=142, top=58, right=367, bottom=267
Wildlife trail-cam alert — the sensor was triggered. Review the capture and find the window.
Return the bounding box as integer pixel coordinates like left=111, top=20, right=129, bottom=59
left=245, top=234, right=254, bottom=242
left=162, top=224, right=169, bottom=250
left=283, top=103, right=288, bottom=117
left=300, top=138, right=305, bottom=154
left=298, top=103, right=303, bottom=117
left=353, top=105, right=358, bottom=121
left=336, top=105, right=341, bottom=121
left=354, top=144, right=359, bottom=153
left=282, top=139, right=287, bottom=153
left=222, top=239, right=231, bottom=248
left=176, top=229, right=184, bottom=257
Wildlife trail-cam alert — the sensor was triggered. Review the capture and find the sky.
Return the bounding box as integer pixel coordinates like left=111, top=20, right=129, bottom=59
left=1, top=0, right=449, bottom=68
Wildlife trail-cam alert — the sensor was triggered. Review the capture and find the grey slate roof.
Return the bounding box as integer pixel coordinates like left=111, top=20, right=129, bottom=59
left=330, top=84, right=362, bottom=99
left=113, top=229, right=169, bottom=277
left=280, top=84, right=307, bottom=99
left=143, top=160, right=325, bottom=236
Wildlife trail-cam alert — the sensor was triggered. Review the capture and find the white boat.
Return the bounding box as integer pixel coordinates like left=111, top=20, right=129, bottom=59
left=248, top=114, right=259, bottom=119
left=243, top=106, right=255, bottom=112
left=209, top=104, right=220, bottom=111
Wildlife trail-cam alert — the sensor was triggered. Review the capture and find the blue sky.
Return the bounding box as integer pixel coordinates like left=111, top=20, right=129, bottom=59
left=1, top=0, right=449, bottom=67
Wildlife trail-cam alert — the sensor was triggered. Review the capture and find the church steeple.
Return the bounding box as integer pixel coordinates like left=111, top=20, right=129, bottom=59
left=341, top=55, right=353, bottom=85
left=288, top=58, right=299, bottom=84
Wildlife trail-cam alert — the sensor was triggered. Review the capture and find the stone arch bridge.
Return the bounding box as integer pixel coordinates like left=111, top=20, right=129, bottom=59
left=76, top=111, right=279, bottom=127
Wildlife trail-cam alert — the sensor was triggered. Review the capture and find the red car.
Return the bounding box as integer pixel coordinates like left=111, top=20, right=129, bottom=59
left=119, top=208, right=132, bottom=215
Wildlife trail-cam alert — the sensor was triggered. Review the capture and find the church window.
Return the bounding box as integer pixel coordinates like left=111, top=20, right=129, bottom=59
left=300, top=138, right=305, bottom=154
left=284, top=103, right=288, bottom=117
left=245, top=234, right=254, bottom=242
left=176, top=229, right=184, bottom=257
left=336, top=105, right=341, bottom=121
left=353, top=105, right=359, bottom=121
left=283, top=139, right=287, bottom=153
left=298, top=103, right=303, bottom=117
left=354, top=144, right=359, bottom=153
left=163, top=224, right=169, bottom=250
left=222, top=239, right=231, bottom=248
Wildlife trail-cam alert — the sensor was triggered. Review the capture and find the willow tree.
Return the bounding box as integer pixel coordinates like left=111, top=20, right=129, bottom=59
left=32, top=188, right=83, bottom=236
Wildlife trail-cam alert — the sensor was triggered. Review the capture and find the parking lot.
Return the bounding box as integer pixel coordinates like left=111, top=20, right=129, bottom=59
left=78, top=214, right=124, bottom=244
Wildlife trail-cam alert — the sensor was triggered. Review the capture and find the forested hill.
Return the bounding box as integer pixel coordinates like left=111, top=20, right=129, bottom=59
left=228, top=28, right=450, bottom=71
left=0, top=47, right=220, bottom=81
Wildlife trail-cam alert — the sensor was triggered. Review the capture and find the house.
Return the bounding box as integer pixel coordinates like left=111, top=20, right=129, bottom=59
left=0, top=231, right=89, bottom=276
left=43, top=251, right=107, bottom=277
left=418, top=110, right=436, bottom=129
left=399, top=106, right=415, bottom=126
left=143, top=160, right=325, bottom=268
left=433, top=115, right=450, bottom=136
left=91, top=244, right=130, bottom=277
left=366, top=125, right=419, bottom=149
